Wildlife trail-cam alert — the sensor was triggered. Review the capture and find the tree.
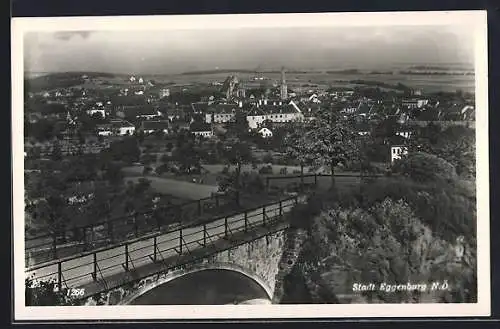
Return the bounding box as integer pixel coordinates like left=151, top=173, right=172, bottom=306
left=106, top=137, right=140, bottom=164
left=224, top=141, right=253, bottom=188
left=284, top=122, right=316, bottom=188
left=392, top=152, right=458, bottom=183
left=26, top=119, right=56, bottom=142
left=62, top=155, right=99, bottom=183
left=217, top=141, right=254, bottom=204
left=25, top=277, right=79, bottom=306
left=307, top=112, right=359, bottom=186
left=32, top=190, right=68, bottom=238
left=101, top=162, right=124, bottom=185
left=171, top=142, right=202, bottom=174
left=228, top=110, right=250, bottom=138
left=409, top=124, right=475, bottom=179
left=50, top=141, right=63, bottom=161
left=372, top=116, right=399, bottom=141
left=165, top=141, right=174, bottom=152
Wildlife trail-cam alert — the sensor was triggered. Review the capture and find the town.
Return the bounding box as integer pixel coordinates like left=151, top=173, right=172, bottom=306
left=24, top=67, right=475, bottom=164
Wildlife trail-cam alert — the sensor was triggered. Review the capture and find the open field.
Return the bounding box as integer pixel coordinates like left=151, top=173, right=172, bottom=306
left=26, top=69, right=475, bottom=94
left=124, top=176, right=219, bottom=200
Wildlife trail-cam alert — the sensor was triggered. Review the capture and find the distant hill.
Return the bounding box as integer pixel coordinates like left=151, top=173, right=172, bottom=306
left=24, top=71, right=124, bottom=92
left=180, top=68, right=323, bottom=75
left=181, top=69, right=256, bottom=75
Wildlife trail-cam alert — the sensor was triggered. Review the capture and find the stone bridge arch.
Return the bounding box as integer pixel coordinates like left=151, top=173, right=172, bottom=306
left=119, top=262, right=273, bottom=305
left=86, top=230, right=288, bottom=305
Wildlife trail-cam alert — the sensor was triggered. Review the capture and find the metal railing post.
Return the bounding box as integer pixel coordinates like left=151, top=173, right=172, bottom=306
left=57, top=262, right=62, bottom=291
left=156, top=211, right=161, bottom=231
left=82, top=227, right=87, bottom=251
left=197, top=200, right=202, bottom=216
left=93, top=252, right=97, bottom=281
left=314, top=173, right=318, bottom=186
left=52, top=233, right=58, bottom=260
left=203, top=224, right=207, bottom=246
left=134, top=213, right=139, bottom=237
left=124, top=244, right=129, bottom=271
left=279, top=201, right=283, bottom=217
left=244, top=211, right=248, bottom=232
left=224, top=216, right=228, bottom=237
left=263, top=206, right=266, bottom=226
left=108, top=220, right=114, bottom=244
left=153, top=236, right=157, bottom=262
left=179, top=229, right=183, bottom=254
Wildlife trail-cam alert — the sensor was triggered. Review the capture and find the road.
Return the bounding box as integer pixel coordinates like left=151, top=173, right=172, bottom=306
left=25, top=198, right=297, bottom=292
left=124, top=176, right=218, bottom=200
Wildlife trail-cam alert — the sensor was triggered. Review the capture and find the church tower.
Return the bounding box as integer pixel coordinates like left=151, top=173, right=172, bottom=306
left=280, top=67, right=288, bottom=100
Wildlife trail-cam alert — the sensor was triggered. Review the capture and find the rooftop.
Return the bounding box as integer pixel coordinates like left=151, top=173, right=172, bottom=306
left=141, top=120, right=171, bottom=130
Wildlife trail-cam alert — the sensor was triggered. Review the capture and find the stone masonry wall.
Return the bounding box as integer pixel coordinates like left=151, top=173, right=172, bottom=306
left=207, top=230, right=285, bottom=295
left=271, top=228, right=308, bottom=303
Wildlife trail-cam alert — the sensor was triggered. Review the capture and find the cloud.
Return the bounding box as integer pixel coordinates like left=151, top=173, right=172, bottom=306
left=53, top=31, right=93, bottom=41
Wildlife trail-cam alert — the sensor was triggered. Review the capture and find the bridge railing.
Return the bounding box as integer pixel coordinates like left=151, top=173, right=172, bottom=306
left=25, top=196, right=299, bottom=297
left=265, top=173, right=384, bottom=191
left=25, top=192, right=239, bottom=266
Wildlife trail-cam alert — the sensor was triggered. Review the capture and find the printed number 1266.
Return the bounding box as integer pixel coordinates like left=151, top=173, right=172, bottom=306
left=67, top=288, right=85, bottom=297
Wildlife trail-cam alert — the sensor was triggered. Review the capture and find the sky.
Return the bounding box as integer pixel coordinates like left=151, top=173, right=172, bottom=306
left=23, top=25, right=476, bottom=75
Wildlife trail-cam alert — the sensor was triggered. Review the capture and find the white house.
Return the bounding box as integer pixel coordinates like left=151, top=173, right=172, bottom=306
left=258, top=127, right=273, bottom=138
left=246, top=107, right=267, bottom=129
left=117, top=121, right=136, bottom=136
left=246, top=100, right=303, bottom=129
left=192, top=130, right=213, bottom=138
left=190, top=122, right=213, bottom=138
left=396, top=130, right=412, bottom=139
left=402, top=98, right=429, bottom=109
left=96, top=119, right=136, bottom=136
left=97, top=127, right=113, bottom=136
left=159, top=88, right=170, bottom=99
left=87, top=108, right=106, bottom=118
left=205, top=104, right=237, bottom=124
left=391, top=145, right=408, bottom=163
left=141, top=120, right=170, bottom=135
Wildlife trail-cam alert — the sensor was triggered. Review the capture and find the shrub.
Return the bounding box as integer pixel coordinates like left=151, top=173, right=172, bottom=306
left=156, top=163, right=170, bottom=175
left=259, top=165, right=273, bottom=174
left=262, top=152, right=274, bottom=164
left=297, top=197, right=476, bottom=303
left=392, top=152, right=457, bottom=183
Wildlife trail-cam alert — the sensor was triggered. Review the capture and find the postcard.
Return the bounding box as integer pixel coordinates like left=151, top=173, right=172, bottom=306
left=12, top=10, right=490, bottom=320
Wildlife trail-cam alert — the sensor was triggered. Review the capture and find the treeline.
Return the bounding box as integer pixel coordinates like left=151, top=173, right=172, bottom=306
left=326, top=69, right=360, bottom=74
left=349, top=79, right=411, bottom=91
left=181, top=69, right=256, bottom=75
left=399, top=70, right=474, bottom=76
left=408, top=65, right=472, bottom=71
left=25, top=72, right=121, bottom=92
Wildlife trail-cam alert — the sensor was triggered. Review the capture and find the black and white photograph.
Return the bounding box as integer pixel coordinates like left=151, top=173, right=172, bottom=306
left=12, top=11, right=490, bottom=320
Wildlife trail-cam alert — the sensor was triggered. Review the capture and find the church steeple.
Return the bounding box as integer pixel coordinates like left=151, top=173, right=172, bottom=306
left=280, top=66, right=288, bottom=100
